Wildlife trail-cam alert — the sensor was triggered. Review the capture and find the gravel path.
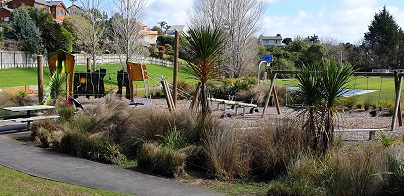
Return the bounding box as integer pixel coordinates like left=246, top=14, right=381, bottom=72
left=76, top=96, right=404, bottom=141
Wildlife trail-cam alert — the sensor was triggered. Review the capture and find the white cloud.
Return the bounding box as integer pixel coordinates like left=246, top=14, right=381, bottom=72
left=339, top=0, right=378, bottom=8
left=144, top=0, right=192, bottom=28
left=262, top=1, right=404, bottom=44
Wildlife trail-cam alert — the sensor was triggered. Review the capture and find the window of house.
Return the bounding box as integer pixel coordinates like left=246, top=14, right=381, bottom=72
left=52, top=8, right=55, bottom=14
left=275, top=40, right=278, bottom=44
left=13, top=4, right=17, bottom=8
left=58, top=8, right=64, bottom=16
left=36, top=4, right=41, bottom=10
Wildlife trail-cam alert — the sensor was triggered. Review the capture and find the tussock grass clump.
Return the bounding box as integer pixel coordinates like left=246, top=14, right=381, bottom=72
left=324, top=145, right=387, bottom=195
left=379, top=145, right=404, bottom=194
left=68, top=94, right=132, bottom=143
left=0, top=92, right=36, bottom=111
left=268, top=143, right=389, bottom=195
left=203, top=125, right=251, bottom=181
left=31, top=119, right=65, bottom=148
left=58, top=131, right=125, bottom=164
left=138, top=142, right=186, bottom=178
left=121, top=109, right=198, bottom=156
left=248, top=119, right=309, bottom=179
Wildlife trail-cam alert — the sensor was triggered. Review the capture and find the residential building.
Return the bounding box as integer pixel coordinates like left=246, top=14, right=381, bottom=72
left=259, top=34, right=284, bottom=47
left=67, top=4, right=83, bottom=15
left=47, top=1, right=68, bottom=22
left=139, top=23, right=158, bottom=47
left=0, top=0, right=68, bottom=22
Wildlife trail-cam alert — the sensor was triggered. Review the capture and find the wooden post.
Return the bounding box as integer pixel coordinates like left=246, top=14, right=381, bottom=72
left=86, top=57, right=91, bottom=71
left=369, top=130, right=376, bottom=140
left=394, top=71, right=403, bottom=126
left=261, top=72, right=277, bottom=118
left=273, top=86, right=281, bottom=115
left=37, top=55, right=44, bottom=104
left=392, top=72, right=402, bottom=131
left=173, top=30, right=180, bottom=107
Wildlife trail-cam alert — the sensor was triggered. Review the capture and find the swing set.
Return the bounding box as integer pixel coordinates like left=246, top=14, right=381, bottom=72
left=261, top=70, right=404, bottom=131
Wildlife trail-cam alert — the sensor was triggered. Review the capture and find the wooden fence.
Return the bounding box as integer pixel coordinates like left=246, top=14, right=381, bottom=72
left=0, top=51, right=175, bottom=69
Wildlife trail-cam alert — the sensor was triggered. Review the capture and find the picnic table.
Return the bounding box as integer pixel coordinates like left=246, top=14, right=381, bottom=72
left=1, top=105, right=59, bottom=131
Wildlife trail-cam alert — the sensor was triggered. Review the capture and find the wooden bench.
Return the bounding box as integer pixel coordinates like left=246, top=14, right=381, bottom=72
left=208, top=98, right=258, bottom=116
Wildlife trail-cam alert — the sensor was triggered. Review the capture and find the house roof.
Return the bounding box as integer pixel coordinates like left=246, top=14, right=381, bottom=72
left=46, top=1, right=67, bottom=9
left=139, top=30, right=158, bottom=36
left=36, top=0, right=50, bottom=6
left=260, top=35, right=283, bottom=40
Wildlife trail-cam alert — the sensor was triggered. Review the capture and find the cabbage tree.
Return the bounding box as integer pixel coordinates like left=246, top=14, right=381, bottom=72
left=183, top=26, right=224, bottom=118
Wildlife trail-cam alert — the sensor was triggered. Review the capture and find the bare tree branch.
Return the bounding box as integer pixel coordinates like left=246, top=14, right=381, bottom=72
left=189, top=0, right=267, bottom=77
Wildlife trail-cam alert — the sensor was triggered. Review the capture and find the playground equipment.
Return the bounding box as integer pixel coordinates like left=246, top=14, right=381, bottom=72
left=47, top=49, right=75, bottom=103
left=126, top=62, right=149, bottom=103
left=261, top=69, right=404, bottom=131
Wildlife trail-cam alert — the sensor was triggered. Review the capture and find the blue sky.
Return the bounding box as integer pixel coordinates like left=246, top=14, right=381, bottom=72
left=62, top=0, right=404, bottom=44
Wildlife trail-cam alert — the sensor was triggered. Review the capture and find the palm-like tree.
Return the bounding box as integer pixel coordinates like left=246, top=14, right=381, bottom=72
left=319, top=59, right=353, bottom=152
left=183, top=26, right=224, bottom=118
left=158, top=21, right=167, bottom=30
left=295, top=64, right=323, bottom=150
left=295, top=59, right=353, bottom=153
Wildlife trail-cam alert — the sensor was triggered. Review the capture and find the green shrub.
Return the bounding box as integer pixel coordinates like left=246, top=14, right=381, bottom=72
left=364, top=98, right=371, bottom=111
left=267, top=177, right=324, bottom=196
left=138, top=142, right=186, bottom=178
left=158, top=125, right=187, bottom=150
left=375, top=145, right=404, bottom=194
left=56, top=100, right=76, bottom=122
left=379, top=131, right=396, bottom=147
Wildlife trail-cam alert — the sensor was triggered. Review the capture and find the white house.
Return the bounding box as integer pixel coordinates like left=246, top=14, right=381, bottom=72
left=138, top=23, right=158, bottom=46
left=259, top=34, right=283, bottom=47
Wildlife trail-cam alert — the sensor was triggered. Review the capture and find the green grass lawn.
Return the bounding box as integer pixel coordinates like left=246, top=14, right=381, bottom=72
left=0, top=165, right=129, bottom=195
left=0, top=63, right=198, bottom=89
left=274, top=76, right=401, bottom=103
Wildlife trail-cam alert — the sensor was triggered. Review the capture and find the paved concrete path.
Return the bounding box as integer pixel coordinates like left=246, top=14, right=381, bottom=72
left=0, top=135, right=221, bottom=196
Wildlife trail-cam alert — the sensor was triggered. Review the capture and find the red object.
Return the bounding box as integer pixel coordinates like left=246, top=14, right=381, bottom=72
left=66, top=98, right=73, bottom=106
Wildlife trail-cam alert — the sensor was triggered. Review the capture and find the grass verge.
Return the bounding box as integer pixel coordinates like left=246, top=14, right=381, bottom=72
left=0, top=165, right=129, bottom=195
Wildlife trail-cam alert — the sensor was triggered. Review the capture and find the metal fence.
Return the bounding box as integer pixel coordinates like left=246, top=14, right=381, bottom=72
left=0, top=51, right=176, bottom=69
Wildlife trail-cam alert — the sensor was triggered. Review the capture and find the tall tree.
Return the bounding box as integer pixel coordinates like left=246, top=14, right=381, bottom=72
left=158, top=21, right=167, bottom=30
left=190, top=0, right=267, bottom=77
left=364, top=6, right=402, bottom=69
left=63, top=14, right=92, bottom=53
left=111, top=0, right=148, bottom=67
left=10, top=6, right=45, bottom=54
left=28, top=7, right=73, bottom=53
left=75, top=0, right=107, bottom=70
